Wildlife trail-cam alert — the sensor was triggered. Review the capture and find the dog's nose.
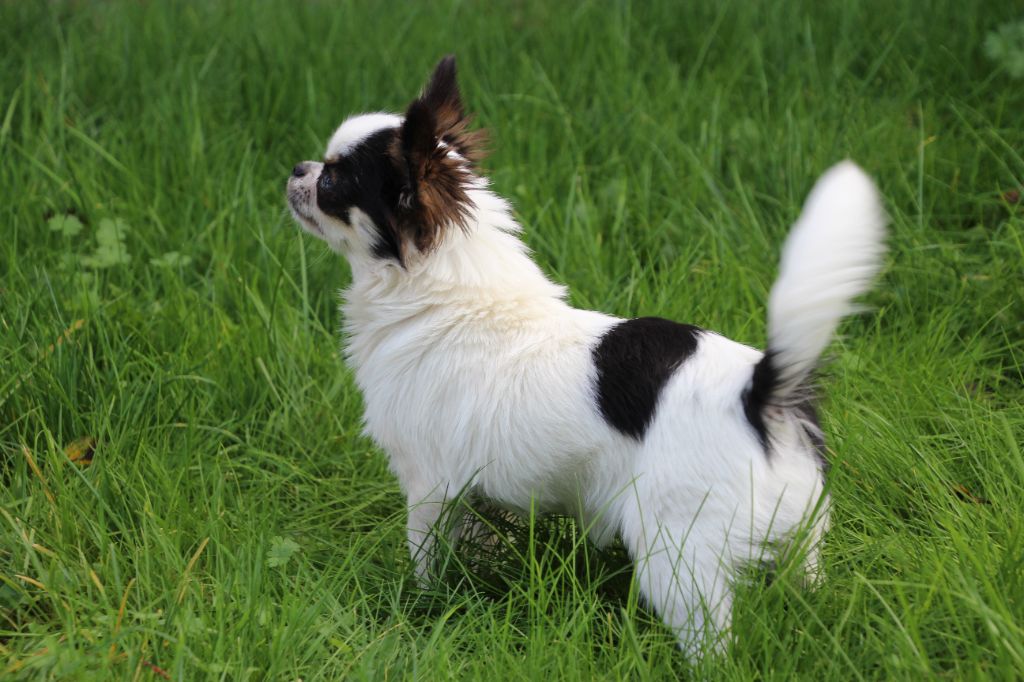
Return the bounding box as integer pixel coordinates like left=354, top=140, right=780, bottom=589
left=292, top=162, right=311, bottom=178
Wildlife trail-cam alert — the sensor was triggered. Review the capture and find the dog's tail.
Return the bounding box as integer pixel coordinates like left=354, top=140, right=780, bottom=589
left=745, top=161, right=886, bottom=430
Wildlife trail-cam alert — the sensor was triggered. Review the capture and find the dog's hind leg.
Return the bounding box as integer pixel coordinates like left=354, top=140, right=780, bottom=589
left=795, top=501, right=830, bottom=588
left=620, top=501, right=738, bottom=659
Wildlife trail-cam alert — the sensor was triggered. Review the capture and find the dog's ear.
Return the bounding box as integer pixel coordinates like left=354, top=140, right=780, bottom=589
left=415, top=55, right=486, bottom=163
left=392, top=55, right=486, bottom=253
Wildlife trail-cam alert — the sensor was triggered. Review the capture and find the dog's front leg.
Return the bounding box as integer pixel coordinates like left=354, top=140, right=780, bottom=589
left=406, top=499, right=444, bottom=584
left=405, top=489, right=465, bottom=586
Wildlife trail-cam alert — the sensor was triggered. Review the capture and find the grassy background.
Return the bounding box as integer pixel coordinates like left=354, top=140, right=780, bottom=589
left=2, top=0, right=1023, bottom=678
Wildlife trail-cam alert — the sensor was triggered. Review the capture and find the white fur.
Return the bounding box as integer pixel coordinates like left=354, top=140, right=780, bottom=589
left=767, top=161, right=887, bottom=401
left=325, top=112, right=402, bottom=160
left=288, top=116, right=886, bottom=658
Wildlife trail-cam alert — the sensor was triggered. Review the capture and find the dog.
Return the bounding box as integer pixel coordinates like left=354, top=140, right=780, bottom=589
left=286, top=55, right=886, bottom=657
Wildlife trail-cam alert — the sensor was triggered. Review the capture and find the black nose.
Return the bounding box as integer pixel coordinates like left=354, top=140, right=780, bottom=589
left=292, top=163, right=310, bottom=178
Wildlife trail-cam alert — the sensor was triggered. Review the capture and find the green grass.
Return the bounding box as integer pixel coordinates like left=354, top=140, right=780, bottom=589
left=2, top=0, right=1023, bottom=678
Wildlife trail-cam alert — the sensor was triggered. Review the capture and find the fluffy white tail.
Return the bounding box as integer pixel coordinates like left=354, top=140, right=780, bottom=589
left=751, top=161, right=887, bottom=410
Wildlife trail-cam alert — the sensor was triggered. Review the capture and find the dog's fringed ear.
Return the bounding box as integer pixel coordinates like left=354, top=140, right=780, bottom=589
left=393, top=55, right=486, bottom=253
left=417, top=55, right=486, bottom=163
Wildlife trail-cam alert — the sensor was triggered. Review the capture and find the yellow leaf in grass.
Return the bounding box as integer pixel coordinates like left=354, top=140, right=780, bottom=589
left=65, top=436, right=95, bottom=466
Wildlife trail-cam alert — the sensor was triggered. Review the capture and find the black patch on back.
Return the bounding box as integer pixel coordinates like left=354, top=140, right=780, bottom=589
left=316, top=128, right=404, bottom=262
left=593, top=317, right=702, bottom=440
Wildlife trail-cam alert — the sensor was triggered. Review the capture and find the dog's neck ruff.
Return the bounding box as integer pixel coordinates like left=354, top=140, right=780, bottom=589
left=340, top=181, right=570, bottom=369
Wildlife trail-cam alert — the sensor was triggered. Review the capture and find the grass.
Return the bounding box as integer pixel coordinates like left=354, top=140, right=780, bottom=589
left=1, top=0, right=1022, bottom=678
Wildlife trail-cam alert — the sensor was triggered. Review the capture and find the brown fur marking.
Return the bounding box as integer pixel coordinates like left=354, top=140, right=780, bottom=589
left=390, top=55, right=486, bottom=254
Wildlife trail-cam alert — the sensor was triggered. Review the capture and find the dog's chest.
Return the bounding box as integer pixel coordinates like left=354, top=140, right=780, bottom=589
left=344, top=303, right=619, bottom=497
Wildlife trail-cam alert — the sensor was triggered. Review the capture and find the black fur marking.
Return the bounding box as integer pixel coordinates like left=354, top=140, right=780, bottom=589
left=794, top=399, right=829, bottom=473
left=593, top=317, right=702, bottom=440
left=742, top=350, right=777, bottom=452
left=743, top=352, right=828, bottom=471
left=316, top=128, right=405, bottom=263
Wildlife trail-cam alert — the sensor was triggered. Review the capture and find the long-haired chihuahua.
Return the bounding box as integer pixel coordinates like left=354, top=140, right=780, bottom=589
left=286, top=56, right=886, bottom=658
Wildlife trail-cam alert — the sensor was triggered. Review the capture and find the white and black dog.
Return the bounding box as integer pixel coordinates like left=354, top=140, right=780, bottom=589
left=286, top=56, right=886, bottom=657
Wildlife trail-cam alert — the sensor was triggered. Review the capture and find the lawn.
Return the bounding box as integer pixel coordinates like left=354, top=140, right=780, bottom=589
left=2, top=0, right=1023, bottom=679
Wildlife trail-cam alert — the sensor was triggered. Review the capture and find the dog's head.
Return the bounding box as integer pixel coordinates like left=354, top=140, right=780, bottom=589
left=286, top=56, right=485, bottom=268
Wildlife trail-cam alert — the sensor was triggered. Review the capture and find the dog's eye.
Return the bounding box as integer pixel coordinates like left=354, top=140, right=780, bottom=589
left=319, top=172, right=334, bottom=190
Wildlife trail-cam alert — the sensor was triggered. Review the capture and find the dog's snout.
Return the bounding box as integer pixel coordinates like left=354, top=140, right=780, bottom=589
left=292, top=162, right=312, bottom=178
